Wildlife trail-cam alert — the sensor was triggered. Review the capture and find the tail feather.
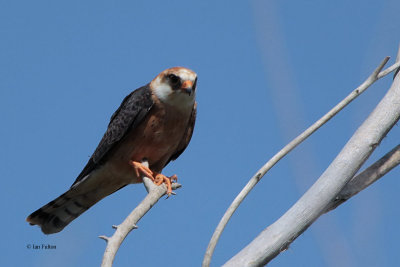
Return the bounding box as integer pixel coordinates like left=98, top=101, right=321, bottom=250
left=26, top=189, right=98, bottom=234
left=26, top=171, right=127, bottom=234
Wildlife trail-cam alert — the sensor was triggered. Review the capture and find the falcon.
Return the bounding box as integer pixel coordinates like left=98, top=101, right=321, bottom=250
left=26, top=67, right=197, bottom=234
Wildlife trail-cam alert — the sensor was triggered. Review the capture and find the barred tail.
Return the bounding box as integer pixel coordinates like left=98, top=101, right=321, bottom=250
left=26, top=189, right=97, bottom=234
left=26, top=172, right=127, bottom=234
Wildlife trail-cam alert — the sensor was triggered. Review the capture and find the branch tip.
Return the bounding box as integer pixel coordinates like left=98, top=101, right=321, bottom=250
left=371, top=56, right=390, bottom=79
left=99, top=235, right=109, bottom=242
left=171, top=182, right=182, bottom=189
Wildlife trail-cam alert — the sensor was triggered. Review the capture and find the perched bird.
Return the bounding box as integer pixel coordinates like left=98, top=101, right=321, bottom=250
left=26, top=67, right=197, bottom=234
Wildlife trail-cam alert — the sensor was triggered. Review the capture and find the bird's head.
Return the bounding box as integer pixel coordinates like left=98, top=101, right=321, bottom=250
left=150, top=67, right=197, bottom=109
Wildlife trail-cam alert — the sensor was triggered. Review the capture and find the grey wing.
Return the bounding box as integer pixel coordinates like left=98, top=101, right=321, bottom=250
left=165, top=102, right=197, bottom=166
left=72, top=84, right=154, bottom=186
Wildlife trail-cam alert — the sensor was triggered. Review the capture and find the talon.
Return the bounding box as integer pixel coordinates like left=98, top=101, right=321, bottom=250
left=130, top=161, right=154, bottom=180
left=154, top=173, right=178, bottom=196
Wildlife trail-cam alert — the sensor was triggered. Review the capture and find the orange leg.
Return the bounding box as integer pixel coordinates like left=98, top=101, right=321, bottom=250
left=154, top=173, right=178, bottom=196
left=130, top=161, right=154, bottom=181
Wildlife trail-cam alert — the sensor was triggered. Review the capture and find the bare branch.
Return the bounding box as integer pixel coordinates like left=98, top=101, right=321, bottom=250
left=100, top=161, right=181, bottom=267
left=202, top=56, right=400, bottom=267
left=378, top=61, right=400, bottom=79
left=223, top=48, right=400, bottom=267
left=325, top=144, right=400, bottom=212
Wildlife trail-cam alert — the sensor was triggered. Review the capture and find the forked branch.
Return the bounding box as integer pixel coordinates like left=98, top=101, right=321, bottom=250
left=203, top=54, right=400, bottom=266
left=326, top=144, right=400, bottom=212
left=223, top=49, right=400, bottom=266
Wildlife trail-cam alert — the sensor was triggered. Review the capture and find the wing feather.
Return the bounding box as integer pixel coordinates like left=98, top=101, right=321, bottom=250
left=72, top=84, right=154, bottom=186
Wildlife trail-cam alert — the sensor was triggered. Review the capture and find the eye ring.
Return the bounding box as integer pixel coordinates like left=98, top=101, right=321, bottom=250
left=168, top=74, right=180, bottom=86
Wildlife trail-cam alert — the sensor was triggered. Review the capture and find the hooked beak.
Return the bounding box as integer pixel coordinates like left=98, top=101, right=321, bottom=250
left=180, top=80, right=193, bottom=95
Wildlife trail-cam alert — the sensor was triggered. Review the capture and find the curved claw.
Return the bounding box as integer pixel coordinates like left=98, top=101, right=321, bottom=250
left=154, top=173, right=178, bottom=196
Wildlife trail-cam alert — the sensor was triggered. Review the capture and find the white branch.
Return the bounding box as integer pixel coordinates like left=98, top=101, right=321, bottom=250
left=202, top=55, right=400, bottom=267
left=223, top=48, right=400, bottom=266
left=325, top=144, right=400, bottom=212
left=100, top=161, right=181, bottom=267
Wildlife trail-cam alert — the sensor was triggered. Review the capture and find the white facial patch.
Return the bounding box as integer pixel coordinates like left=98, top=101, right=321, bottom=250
left=151, top=68, right=197, bottom=110
left=151, top=76, right=173, bottom=102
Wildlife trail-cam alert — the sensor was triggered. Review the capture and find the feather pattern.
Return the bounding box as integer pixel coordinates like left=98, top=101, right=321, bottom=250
left=26, top=67, right=197, bottom=234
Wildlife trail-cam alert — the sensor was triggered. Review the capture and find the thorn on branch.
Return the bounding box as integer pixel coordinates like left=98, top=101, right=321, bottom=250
left=99, top=235, right=109, bottom=242
left=373, top=57, right=390, bottom=79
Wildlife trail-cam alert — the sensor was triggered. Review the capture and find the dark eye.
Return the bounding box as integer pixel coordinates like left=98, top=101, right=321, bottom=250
left=168, top=74, right=180, bottom=86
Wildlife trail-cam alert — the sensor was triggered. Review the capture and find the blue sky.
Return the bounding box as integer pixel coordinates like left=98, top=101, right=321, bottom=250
left=1, top=1, right=400, bottom=266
